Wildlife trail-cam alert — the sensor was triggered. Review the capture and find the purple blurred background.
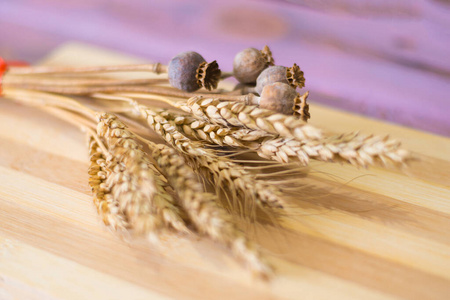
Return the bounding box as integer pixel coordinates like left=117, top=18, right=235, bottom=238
left=1, top=0, right=450, bottom=136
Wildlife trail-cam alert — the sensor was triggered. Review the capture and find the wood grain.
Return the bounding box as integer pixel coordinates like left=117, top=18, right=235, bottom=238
left=0, top=44, right=449, bottom=300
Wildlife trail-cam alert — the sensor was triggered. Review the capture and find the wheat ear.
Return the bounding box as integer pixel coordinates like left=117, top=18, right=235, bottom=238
left=160, top=110, right=409, bottom=167
left=88, top=136, right=129, bottom=231
left=96, top=113, right=187, bottom=235
left=136, top=106, right=285, bottom=209
left=177, top=96, right=322, bottom=141
left=257, top=132, right=410, bottom=166
left=150, top=143, right=273, bottom=278
left=150, top=165, right=190, bottom=234
left=170, top=113, right=273, bottom=148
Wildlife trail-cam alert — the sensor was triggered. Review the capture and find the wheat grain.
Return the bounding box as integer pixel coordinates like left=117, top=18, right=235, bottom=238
left=150, top=143, right=273, bottom=278
left=171, top=112, right=272, bottom=148
left=150, top=164, right=190, bottom=234
left=88, top=136, right=129, bottom=231
left=96, top=113, right=187, bottom=235
left=177, top=96, right=322, bottom=141
left=257, top=132, right=410, bottom=166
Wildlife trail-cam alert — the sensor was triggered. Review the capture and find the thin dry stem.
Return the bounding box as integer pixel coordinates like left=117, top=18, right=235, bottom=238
left=8, top=63, right=168, bottom=75
left=5, top=81, right=260, bottom=104
left=2, top=88, right=97, bottom=120
left=3, top=84, right=186, bottom=97
left=4, top=74, right=168, bottom=87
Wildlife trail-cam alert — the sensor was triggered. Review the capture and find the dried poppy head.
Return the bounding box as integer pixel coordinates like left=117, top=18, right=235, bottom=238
left=255, top=64, right=305, bottom=95
left=233, top=46, right=274, bottom=84
left=168, top=51, right=221, bottom=92
left=257, top=82, right=298, bottom=115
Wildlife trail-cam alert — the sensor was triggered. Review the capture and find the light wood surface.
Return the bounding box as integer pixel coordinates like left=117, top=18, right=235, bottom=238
left=0, top=43, right=449, bottom=300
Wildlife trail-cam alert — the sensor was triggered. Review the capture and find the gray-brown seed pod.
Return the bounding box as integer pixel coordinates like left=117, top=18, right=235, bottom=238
left=233, top=46, right=275, bottom=84
left=255, top=64, right=305, bottom=95
left=168, top=51, right=221, bottom=92
left=249, top=82, right=297, bottom=115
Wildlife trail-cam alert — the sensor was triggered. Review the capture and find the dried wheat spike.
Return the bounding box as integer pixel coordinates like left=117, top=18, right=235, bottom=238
left=155, top=109, right=409, bottom=168
left=163, top=127, right=284, bottom=209
left=196, top=60, right=221, bottom=91
left=137, top=106, right=285, bottom=208
left=151, top=143, right=273, bottom=278
left=166, top=111, right=273, bottom=148
left=150, top=164, right=190, bottom=233
left=178, top=97, right=322, bottom=141
left=260, top=45, right=275, bottom=66
left=286, top=63, right=305, bottom=89
left=88, top=137, right=128, bottom=231
left=96, top=113, right=187, bottom=235
left=293, top=91, right=310, bottom=122
left=258, top=132, right=410, bottom=167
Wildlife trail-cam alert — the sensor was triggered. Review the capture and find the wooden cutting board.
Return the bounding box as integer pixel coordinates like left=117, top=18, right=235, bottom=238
left=0, top=43, right=449, bottom=300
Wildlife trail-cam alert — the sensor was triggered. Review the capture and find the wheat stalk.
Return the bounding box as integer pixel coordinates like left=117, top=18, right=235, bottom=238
left=177, top=96, right=322, bottom=141
left=4, top=74, right=167, bottom=87
left=150, top=142, right=273, bottom=278
left=96, top=113, right=187, bottom=235
left=8, top=63, right=168, bottom=75
left=136, top=105, right=285, bottom=209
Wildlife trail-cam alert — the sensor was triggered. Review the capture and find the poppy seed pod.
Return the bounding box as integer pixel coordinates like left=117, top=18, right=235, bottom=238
left=168, top=52, right=221, bottom=92
left=259, top=82, right=297, bottom=115
left=255, top=66, right=287, bottom=95
left=168, top=51, right=204, bottom=92
left=233, top=46, right=274, bottom=84
left=255, top=64, right=305, bottom=95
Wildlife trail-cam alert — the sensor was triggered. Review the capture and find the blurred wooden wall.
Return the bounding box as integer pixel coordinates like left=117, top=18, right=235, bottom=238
left=1, top=0, right=449, bottom=136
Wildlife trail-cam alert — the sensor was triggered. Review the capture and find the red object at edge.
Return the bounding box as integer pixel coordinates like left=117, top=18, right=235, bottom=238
left=0, top=57, right=29, bottom=95
left=0, top=57, right=7, bottom=96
